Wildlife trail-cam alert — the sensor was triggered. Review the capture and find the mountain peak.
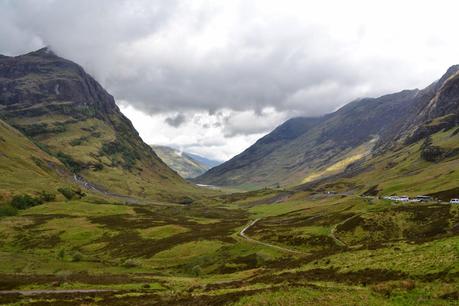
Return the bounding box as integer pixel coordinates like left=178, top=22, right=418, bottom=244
left=27, top=46, right=57, bottom=57
left=436, top=64, right=459, bottom=89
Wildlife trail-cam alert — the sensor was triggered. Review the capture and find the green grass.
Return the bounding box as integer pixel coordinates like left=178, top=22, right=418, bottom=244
left=149, top=240, right=226, bottom=264
left=137, top=224, right=189, bottom=240
left=0, top=166, right=458, bottom=305
left=22, top=201, right=134, bottom=216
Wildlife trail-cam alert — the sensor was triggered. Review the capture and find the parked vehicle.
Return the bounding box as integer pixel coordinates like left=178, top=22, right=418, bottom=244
left=415, top=195, right=433, bottom=202
left=450, top=198, right=459, bottom=204
left=383, top=195, right=410, bottom=202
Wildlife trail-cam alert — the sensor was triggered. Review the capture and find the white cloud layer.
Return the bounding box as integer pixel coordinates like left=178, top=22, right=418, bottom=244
left=1, top=0, right=459, bottom=160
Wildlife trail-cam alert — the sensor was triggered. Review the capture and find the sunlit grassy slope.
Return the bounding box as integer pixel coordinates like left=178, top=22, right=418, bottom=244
left=323, top=127, right=459, bottom=198
left=0, top=119, right=67, bottom=197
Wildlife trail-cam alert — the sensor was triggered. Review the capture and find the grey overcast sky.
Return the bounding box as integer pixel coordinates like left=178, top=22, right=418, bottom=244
left=1, top=0, right=459, bottom=160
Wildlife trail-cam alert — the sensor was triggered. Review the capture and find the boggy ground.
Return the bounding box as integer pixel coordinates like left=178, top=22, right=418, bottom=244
left=0, top=190, right=458, bottom=305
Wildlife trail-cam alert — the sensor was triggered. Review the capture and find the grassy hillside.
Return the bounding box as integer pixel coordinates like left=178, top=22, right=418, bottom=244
left=151, top=145, right=212, bottom=178
left=0, top=48, right=200, bottom=202
left=0, top=119, right=68, bottom=197
left=0, top=124, right=457, bottom=305
left=305, top=126, right=459, bottom=201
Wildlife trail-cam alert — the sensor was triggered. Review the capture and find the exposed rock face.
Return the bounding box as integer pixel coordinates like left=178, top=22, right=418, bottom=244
left=196, top=66, right=459, bottom=189
left=0, top=47, right=120, bottom=121
left=0, top=48, right=195, bottom=201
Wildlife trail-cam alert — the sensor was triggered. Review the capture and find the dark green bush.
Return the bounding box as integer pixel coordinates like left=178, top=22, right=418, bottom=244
left=121, top=259, right=138, bottom=268
left=57, top=249, right=65, bottom=261
left=71, top=251, right=83, bottom=262
left=57, top=187, right=85, bottom=200
left=57, top=187, right=76, bottom=200
left=178, top=196, right=194, bottom=205
left=69, top=136, right=88, bottom=146
left=93, top=163, right=104, bottom=171
left=191, top=265, right=202, bottom=276
left=0, top=205, right=18, bottom=217
left=10, top=194, right=42, bottom=210
left=37, top=191, right=56, bottom=202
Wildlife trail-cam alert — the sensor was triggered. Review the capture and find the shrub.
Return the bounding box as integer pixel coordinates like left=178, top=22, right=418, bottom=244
left=57, top=187, right=85, bottom=200
left=191, top=265, right=203, bottom=276
left=10, top=194, right=42, bottom=210
left=93, top=163, right=104, bottom=171
left=37, top=191, right=56, bottom=202
left=57, top=249, right=65, bottom=261
left=71, top=251, right=83, bottom=262
left=0, top=205, right=17, bottom=217
left=178, top=196, right=194, bottom=205
left=121, top=259, right=138, bottom=268
left=74, top=188, right=86, bottom=198
left=58, top=187, right=76, bottom=200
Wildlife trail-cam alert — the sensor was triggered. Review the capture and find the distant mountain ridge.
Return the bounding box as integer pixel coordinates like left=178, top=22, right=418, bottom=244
left=186, top=152, right=222, bottom=169
left=151, top=145, right=221, bottom=178
left=0, top=47, right=197, bottom=201
left=195, top=65, right=459, bottom=189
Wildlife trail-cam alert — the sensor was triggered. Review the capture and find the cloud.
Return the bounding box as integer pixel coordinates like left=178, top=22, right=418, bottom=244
left=2, top=0, right=459, bottom=160
left=222, top=108, right=290, bottom=137
left=3, top=0, right=459, bottom=117
left=165, top=113, right=186, bottom=127
left=119, top=104, right=283, bottom=160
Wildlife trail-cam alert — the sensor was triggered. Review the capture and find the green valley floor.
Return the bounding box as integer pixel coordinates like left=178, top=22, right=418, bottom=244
left=0, top=189, right=457, bottom=305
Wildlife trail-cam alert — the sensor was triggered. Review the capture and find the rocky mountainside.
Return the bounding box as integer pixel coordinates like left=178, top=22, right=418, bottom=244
left=196, top=66, right=459, bottom=189
left=0, top=48, right=197, bottom=202
left=151, top=145, right=218, bottom=178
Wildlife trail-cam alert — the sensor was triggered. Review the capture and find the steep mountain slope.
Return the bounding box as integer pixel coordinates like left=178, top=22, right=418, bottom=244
left=0, top=119, right=67, bottom=197
left=296, top=125, right=459, bottom=201
left=196, top=66, right=459, bottom=189
left=151, top=145, right=217, bottom=178
left=0, top=48, right=197, bottom=201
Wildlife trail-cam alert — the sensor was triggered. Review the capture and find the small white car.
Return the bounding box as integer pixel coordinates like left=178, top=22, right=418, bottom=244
left=450, top=198, right=459, bottom=204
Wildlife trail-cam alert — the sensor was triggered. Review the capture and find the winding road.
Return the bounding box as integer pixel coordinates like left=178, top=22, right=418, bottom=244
left=239, top=219, right=307, bottom=254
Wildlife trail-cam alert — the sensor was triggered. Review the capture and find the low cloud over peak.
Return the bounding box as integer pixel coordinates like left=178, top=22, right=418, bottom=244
left=2, top=0, right=459, bottom=160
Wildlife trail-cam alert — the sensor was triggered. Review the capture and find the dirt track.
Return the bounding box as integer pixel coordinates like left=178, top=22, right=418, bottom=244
left=239, top=219, right=307, bottom=254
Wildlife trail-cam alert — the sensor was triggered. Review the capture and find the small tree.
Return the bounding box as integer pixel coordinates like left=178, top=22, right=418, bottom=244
left=57, top=249, right=65, bottom=261
left=191, top=265, right=202, bottom=276
left=71, top=251, right=83, bottom=262
left=10, top=194, right=41, bottom=210
left=38, top=191, right=56, bottom=202
left=0, top=206, right=17, bottom=217
left=58, top=187, right=76, bottom=200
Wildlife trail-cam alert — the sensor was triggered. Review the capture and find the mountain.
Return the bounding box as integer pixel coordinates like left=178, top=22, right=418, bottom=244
left=196, top=66, right=459, bottom=190
left=185, top=152, right=222, bottom=169
left=151, top=145, right=220, bottom=178
left=0, top=48, right=197, bottom=202
left=0, top=119, right=67, bottom=197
